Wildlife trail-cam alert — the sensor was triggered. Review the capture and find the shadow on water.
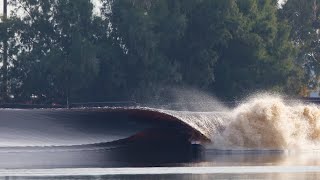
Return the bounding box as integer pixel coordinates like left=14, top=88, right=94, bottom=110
left=0, top=108, right=209, bottom=169
left=0, top=145, right=205, bottom=169
left=0, top=128, right=205, bottom=169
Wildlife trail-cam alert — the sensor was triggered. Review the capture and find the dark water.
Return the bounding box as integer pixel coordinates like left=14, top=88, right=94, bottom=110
left=1, top=108, right=320, bottom=179
left=1, top=150, right=320, bottom=179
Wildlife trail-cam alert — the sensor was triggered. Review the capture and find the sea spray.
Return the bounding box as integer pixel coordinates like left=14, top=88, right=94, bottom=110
left=157, top=110, right=228, bottom=142
left=162, top=94, right=320, bottom=150
left=216, top=95, right=320, bottom=150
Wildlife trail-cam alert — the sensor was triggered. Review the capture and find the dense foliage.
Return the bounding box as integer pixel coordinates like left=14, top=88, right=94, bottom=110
left=279, top=0, right=320, bottom=90
left=0, top=0, right=306, bottom=105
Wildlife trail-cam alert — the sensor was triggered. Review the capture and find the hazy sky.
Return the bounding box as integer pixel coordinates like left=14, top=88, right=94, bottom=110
left=0, top=0, right=287, bottom=17
left=0, top=0, right=102, bottom=16
left=278, top=0, right=287, bottom=6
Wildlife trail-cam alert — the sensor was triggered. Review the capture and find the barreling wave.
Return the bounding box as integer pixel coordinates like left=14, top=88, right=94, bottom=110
left=1, top=94, right=320, bottom=151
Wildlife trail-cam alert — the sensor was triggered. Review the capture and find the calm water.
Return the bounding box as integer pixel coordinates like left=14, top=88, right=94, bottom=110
left=0, top=151, right=320, bottom=179
left=2, top=174, right=320, bottom=180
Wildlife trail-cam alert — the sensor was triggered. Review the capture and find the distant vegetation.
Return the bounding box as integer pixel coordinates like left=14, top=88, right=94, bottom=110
left=0, top=0, right=317, bottom=104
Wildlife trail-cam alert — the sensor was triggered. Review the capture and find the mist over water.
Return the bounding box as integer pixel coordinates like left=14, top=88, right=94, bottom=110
left=161, top=93, right=320, bottom=151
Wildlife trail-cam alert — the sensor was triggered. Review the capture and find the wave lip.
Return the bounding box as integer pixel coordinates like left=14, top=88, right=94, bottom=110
left=2, top=94, right=320, bottom=151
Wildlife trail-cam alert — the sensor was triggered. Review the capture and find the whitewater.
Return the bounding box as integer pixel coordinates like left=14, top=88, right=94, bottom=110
left=1, top=94, right=320, bottom=151
left=159, top=94, right=320, bottom=151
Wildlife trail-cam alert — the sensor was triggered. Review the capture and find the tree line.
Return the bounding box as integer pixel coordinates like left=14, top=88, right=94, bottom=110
left=0, top=0, right=318, bottom=105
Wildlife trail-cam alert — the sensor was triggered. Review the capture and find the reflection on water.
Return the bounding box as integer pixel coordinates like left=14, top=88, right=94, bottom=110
left=1, top=149, right=320, bottom=168
left=1, top=173, right=320, bottom=180
left=193, top=151, right=320, bottom=166
left=1, top=151, right=320, bottom=179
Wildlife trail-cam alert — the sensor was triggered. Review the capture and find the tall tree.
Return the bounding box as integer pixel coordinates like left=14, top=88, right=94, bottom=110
left=2, top=0, right=304, bottom=104
left=179, top=0, right=240, bottom=90
left=279, top=0, right=320, bottom=89
left=214, top=0, right=303, bottom=99
left=9, top=0, right=100, bottom=104
left=105, top=0, right=187, bottom=101
left=1, top=0, right=8, bottom=102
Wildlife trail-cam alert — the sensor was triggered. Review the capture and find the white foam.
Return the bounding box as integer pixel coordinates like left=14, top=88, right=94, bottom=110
left=157, top=94, right=320, bottom=150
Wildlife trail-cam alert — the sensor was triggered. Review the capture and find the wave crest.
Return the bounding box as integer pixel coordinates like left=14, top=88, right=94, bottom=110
left=2, top=94, right=320, bottom=151
left=209, top=95, right=320, bottom=150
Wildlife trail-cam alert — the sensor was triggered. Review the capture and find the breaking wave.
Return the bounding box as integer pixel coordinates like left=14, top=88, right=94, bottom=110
left=162, top=94, right=320, bottom=150
left=1, top=94, right=320, bottom=151
left=211, top=95, right=320, bottom=150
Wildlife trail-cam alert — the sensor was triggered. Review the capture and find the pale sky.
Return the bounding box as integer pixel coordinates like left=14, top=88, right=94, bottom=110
left=0, top=0, right=287, bottom=17
left=278, top=0, right=288, bottom=7
left=0, top=0, right=102, bottom=16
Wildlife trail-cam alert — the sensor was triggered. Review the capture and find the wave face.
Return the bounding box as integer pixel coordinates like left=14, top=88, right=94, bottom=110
left=1, top=94, right=320, bottom=151
left=0, top=109, right=150, bottom=147
left=153, top=109, right=228, bottom=142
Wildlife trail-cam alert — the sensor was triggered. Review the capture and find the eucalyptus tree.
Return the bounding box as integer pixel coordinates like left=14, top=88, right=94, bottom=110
left=103, top=0, right=302, bottom=100
left=279, top=0, right=320, bottom=89
left=3, top=0, right=304, bottom=103
left=9, top=0, right=100, bottom=104
left=103, top=0, right=187, bottom=101
left=103, top=0, right=241, bottom=100
left=213, top=0, right=303, bottom=99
